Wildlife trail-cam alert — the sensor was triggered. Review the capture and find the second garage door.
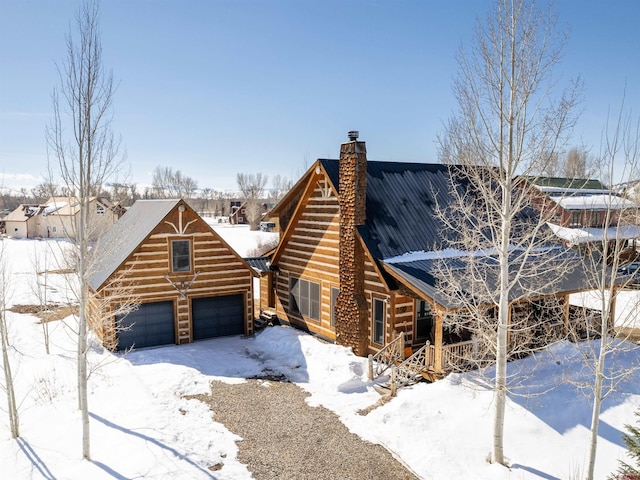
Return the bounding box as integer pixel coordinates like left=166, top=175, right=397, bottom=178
left=116, top=301, right=175, bottom=351
left=192, top=294, right=244, bottom=340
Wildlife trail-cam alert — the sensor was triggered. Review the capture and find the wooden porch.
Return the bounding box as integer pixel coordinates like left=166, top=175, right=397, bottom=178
left=367, top=332, right=477, bottom=395
left=368, top=307, right=598, bottom=396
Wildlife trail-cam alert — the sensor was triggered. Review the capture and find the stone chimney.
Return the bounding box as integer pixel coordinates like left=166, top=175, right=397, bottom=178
left=334, top=131, right=369, bottom=356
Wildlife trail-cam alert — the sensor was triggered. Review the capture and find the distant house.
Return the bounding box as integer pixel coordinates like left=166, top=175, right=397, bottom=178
left=3, top=196, right=123, bottom=240
left=260, top=134, right=594, bottom=378
left=522, top=176, right=640, bottom=251
left=229, top=201, right=247, bottom=225
left=4, top=203, right=42, bottom=238
left=229, top=201, right=271, bottom=226
left=88, top=199, right=256, bottom=351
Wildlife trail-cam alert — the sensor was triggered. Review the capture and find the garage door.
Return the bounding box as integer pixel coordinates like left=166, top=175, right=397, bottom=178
left=192, top=294, right=244, bottom=340
left=116, top=301, right=175, bottom=351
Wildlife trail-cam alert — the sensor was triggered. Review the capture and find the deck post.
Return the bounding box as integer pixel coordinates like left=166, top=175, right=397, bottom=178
left=434, top=310, right=443, bottom=372
left=390, top=368, right=397, bottom=397
left=367, top=354, right=373, bottom=380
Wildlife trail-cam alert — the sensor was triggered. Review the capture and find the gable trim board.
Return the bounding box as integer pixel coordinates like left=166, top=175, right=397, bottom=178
left=89, top=199, right=256, bottom=350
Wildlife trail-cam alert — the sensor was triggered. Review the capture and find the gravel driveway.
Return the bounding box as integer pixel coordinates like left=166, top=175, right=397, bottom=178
left=193, top=379, right=418, bottom=480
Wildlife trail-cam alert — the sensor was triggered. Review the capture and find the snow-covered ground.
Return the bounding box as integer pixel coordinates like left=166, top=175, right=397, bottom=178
left=1, top=232, right=639, bottom=479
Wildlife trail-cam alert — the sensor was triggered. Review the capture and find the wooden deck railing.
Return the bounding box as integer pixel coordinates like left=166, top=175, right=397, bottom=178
left=372, top=337, right=481, bottom=395
left=441, top=340, right=475, bottom=370
left=368, top=332, right=404, bottom=380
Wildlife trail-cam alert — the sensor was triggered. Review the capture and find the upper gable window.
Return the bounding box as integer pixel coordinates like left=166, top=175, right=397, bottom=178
left=171, top=239, right=191, bottom=272
left=96, top=203, right=105, bottom=215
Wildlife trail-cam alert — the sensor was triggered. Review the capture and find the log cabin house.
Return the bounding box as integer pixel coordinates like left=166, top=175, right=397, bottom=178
left=260, top=132, right=596, bottom=380
left=88, top=198, right=256, bottom=350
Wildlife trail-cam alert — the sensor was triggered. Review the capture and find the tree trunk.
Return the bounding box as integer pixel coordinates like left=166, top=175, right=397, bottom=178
left=1, top=311, right=19, bottom=438
left=586, top=341, right=605, bottom=480
left=585, top=291, right=614, bottom=480
left=493, top=185, right=512, bottom=466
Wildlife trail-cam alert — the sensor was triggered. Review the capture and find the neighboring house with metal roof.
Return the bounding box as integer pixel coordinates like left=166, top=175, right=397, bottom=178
left=3, top=196, right=122, bottom=240
left=261, top=134, right=594, bottom=379
left=521, top=176, right=640, bottom=250
left=88, top=198, right=256, bottom=351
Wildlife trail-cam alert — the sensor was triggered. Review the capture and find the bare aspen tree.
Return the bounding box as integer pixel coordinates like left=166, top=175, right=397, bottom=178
left=30, top=244, right=52, bottom=354
left=237, top=172, right=268, bottom=230
left=437, top=0, right=580, bottom=465
left=563, top=145, right=599, bottom=179
left=531, top=145, right=599, bottom=179
left=46, top=0, right=125, bottom=460
left=0, top=238, right=19, bottom=438
left=151, top=166, right=198, bottom=199
left=574, top=103, right=640, bottom=480
left=268, top=174, right=293, bottom=203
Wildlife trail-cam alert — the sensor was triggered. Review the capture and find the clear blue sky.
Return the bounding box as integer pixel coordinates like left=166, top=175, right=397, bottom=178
left=1, top=0, right=639, bottom=194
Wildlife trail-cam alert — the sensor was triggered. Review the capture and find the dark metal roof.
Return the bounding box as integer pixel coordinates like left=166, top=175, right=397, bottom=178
left=522, top=176, right=607, bottom=190
left=362, top=161, right=460, bottom=259
left=312, top=159, right=594, bottom=304
left=244, top=256, right=271, bottom=274
left=319, top=159, right=469, bottom=260
left=382, top=249, right=598, bottom=310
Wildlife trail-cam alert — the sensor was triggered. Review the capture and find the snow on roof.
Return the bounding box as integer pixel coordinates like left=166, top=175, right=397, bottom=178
left=384, top=248, right=470, bottom=264
left=547, top=222, right=640, bottom=245
left=43, top=201, right=67, bottom=215
left=549, top=193, right=638, bottom=211
left=383, top=245, right=558, bottom=264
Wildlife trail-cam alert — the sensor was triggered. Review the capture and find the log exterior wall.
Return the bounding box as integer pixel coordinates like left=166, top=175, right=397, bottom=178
left=90, top=205, right=254, bottom=349
left=271, top=166, right=422, bottom=357
left=274, top=177, right=341, bottom=340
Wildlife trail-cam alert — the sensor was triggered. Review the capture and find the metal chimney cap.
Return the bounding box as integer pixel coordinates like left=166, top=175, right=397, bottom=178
left=348, top=130, right=359, bottom=141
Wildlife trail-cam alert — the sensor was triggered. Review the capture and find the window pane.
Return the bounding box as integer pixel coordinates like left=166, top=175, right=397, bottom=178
left=172, top=240, right=190, bottom=272
left=416, top=300, right=433, bottom=339
left=373, top=299, right=384, bottom=344
left=290, top=277, right=300, bottom=314
left=290, top=278, right=321, bottom=321
left=310, top=298, right=320, bottom=321
left=300, top=280, right=310, bottom=317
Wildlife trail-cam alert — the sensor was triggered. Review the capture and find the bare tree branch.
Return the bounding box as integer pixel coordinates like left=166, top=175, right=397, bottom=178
left=436, top=0, right=580, bottom=466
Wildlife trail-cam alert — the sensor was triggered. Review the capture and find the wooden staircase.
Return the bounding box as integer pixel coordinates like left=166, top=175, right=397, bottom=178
left=368, top=334, right=440, bottom=396
left=367, top=333, right=404, bottom=381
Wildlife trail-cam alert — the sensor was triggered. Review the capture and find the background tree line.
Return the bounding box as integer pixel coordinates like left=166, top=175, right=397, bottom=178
left=0, top=165, right=293, bottom=227
left=0, top=146, right=626, bottom=217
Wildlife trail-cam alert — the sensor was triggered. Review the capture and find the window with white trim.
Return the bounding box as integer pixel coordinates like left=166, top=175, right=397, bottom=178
left=373, top=298, right=385, bottom=345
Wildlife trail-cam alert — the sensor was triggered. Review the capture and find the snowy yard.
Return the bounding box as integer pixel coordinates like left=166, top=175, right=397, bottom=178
left=1, top=233, right=640, bottom=479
